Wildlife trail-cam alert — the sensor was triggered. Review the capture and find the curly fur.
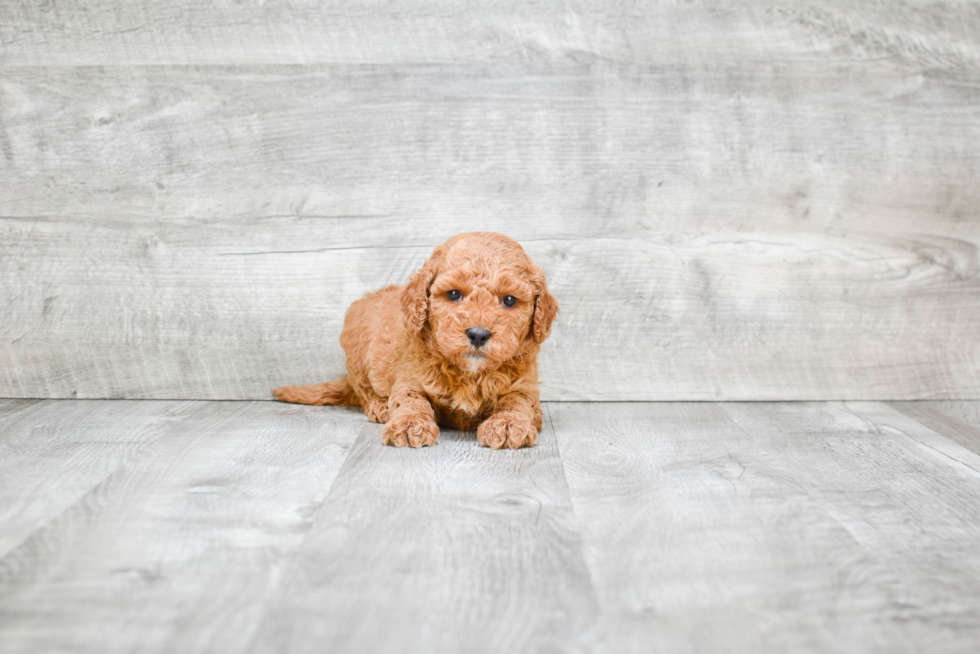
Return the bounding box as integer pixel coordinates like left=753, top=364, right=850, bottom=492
left=273, top=232, right=558, bottom=449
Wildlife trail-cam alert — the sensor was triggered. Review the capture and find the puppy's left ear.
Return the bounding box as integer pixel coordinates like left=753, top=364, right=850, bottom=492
left=530, top=268, right=559, bottom=343
left=401, top=247, right=443, bottom=337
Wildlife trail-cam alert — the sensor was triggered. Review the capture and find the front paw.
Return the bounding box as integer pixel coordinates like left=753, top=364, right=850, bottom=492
left=382, top=414, right=439, bottom=448
left=477, top=412, right=537, bottom=449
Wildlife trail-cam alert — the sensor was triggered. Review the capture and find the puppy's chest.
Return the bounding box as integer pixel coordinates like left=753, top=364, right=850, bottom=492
left=425, top=376, right=502, bottom=429
left=433, top=402, right=486, bottom=431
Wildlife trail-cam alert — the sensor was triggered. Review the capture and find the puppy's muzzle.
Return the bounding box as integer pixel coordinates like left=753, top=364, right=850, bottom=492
left=466, top=327, right=492, bottom=349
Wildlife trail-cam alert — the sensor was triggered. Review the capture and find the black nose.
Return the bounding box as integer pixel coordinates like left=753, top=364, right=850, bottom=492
left=466, top=327, right=492, bottom=349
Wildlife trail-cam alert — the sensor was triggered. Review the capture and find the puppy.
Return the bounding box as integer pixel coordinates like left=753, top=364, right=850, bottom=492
left=273, top=232, right=559, bottom=449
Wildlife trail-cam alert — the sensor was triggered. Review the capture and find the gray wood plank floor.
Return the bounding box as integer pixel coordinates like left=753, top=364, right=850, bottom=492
left=1, top=400, right=979, bottom=653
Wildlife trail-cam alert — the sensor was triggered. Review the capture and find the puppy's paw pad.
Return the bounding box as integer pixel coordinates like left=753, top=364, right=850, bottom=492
left=383, top=416, right=439, bottom=448
left=365, top=400, right=389, bottom=423
left=478, top=413, right=537, bottom=449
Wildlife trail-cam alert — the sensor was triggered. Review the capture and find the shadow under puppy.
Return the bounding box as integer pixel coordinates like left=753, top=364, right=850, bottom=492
left=273, top=232, right=559, bottom=449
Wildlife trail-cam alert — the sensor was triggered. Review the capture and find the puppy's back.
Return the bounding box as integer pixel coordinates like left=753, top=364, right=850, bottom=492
left=340, top=285, right=405, bottom=385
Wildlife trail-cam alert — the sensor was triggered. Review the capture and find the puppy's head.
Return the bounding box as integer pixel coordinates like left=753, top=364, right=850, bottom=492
left=401, top=232, right=558, bottom=373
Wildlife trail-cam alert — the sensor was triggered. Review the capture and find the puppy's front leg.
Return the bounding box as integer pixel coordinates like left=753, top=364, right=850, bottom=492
left=478, top=391, right=541, bottom=450
left=382, top=388, right=440, bottom=448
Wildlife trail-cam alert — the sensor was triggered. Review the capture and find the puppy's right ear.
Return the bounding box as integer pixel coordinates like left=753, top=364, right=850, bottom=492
left=401, top=248, right=443, bottom=337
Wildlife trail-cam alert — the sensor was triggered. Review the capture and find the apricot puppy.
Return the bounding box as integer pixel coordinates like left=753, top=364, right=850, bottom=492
left=273, top=232, right=559, bottom=449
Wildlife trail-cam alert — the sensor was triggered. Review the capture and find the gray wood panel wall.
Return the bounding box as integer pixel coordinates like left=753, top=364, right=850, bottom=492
left=2, top=1, right=979, bottom=400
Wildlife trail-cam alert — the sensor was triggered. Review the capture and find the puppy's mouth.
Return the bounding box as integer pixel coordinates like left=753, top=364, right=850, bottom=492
left=462, top=352, right=488, bottom=373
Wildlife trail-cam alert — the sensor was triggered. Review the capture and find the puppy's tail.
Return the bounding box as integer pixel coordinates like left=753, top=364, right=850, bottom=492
left=272, top=377, right=359, bottom=406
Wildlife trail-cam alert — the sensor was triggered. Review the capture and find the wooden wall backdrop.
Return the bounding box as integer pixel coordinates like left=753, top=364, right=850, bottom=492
left=2, top=1, right=979, bottom=401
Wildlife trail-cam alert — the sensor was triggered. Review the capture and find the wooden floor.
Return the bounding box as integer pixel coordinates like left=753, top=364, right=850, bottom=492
left=1, top=400, right=980, bottom=653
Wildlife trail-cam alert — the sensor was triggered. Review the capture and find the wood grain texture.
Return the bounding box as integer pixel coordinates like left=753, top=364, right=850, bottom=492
left=3, top=399, right=980, bottom=652
left=2, top=1, right=980, bottom=400
left=0, top=399, right=201, bottom=557
left=2, top=1, right=979, bottom=67
left=889, top=401, right=980, bottom=456
left=0, top=398, right=41, bottom=421
left=554, top=401, right=980, bottom=653
left=846, top=400, right=980, bottom=476
left=0, top=400, right=363, bottom=654
left=6, top=214, right=979, bottom=401
left=248, top=419, right=602, bottom=654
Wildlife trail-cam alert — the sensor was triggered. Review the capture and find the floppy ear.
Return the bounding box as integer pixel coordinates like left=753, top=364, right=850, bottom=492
left=530, top=268, right=559, bottom=343
left=400, top=248, right=443, bottom=337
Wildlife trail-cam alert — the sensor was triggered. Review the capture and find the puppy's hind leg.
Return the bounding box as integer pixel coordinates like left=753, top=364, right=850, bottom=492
left=272, top=377, right=358, bottom=406
left=362, top=391, right=390, bottom=423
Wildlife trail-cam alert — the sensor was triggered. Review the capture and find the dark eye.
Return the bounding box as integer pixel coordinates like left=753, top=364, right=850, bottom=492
left=502, top=295, right=517, bottom=307
left=447, top=290, right=462, bottom=302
